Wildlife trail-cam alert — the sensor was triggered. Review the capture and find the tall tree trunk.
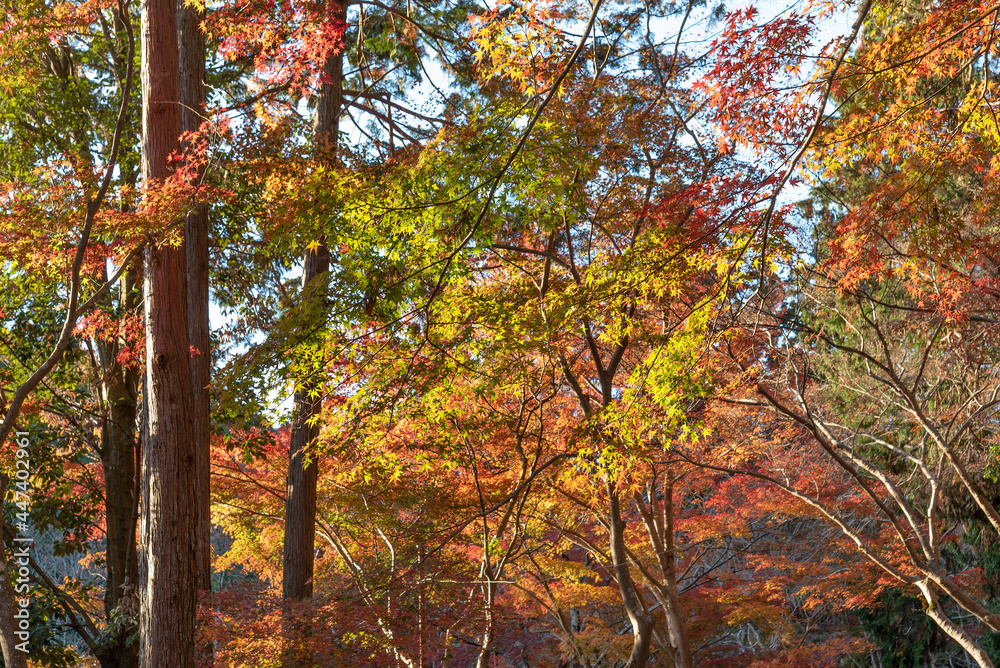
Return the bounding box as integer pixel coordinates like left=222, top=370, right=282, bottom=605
left=634, top=478, right=691, bottom=668
left=281, top=234, right=328, bottom=665
left=281, top=2, right=345, bottom=664
left=178, top=0, right=213, bottom=653
left=97, top=261, right=141, bottom=668
left=607, top=483, right=654, bottom=668
left=282, top=240, right=328, bottom=599
left=96, top=15, right=142, bottom=664
left=657, top=481, right=691, bottom=668
left=139, top=0, right=198, bottom=664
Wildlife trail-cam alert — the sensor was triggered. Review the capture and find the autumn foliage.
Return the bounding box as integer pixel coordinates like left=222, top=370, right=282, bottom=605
left=7, top=0, right=1000, bottom=667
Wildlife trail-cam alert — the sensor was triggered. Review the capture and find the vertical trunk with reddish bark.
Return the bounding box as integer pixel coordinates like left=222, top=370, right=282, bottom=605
left=282, top=231, right=329, bottom=603
left=178, top=0, right=212, bottom=617
left=281, top=3, right=345, bottom=664
left=139, top=0, right=198, bottom=664
left=281, top=239, right=326, bottom=665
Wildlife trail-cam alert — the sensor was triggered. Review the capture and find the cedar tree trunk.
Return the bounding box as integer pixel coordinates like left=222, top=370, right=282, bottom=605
left=178, top=0, right=213, bottom=621
left=281, top=2, right=345, bottom=664
left=139, top=0, right=198, bottom=664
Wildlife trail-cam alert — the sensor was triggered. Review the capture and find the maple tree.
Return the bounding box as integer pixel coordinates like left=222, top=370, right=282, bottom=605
left=7, top=0, right=1000, bottom=666
left=701, top=1, right=1000, bottom=665
left=0, top=1, right=147, bottom=666
left=200, top=1, right=884, bottom=664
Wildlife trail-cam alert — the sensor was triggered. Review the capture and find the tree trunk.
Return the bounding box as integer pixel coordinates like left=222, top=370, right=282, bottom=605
left=282, top=2, right=345, bottom=664
left=0, top=475, right=28, bottom=668
left=607, top=483, right=654, bottom=668
left=282, top=238, right=328, bottom=605
left=139, top=0, right=198, bottom=664
left=654, top=481, right=690, bottom=668
left=281, top=306, right=324, bottom=664
left=99, top=21, right=142, bottom=663
left=178, top=0, right=213, bottom=650
left=97, top=261, right=141, bottom=668
left=474, top=603, right=495, bottom=668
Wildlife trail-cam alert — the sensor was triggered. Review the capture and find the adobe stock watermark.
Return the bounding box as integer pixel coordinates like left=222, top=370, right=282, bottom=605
left=12, top=431, right=31, bottom=653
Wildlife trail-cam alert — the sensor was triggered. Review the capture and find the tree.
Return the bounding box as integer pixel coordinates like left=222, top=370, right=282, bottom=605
left=201, top=0, right=476, bottom=659
left=282, top=3, right=345, bottom=660
left=701, top=1, right=1000, bottom=663
left=0, top=1, right=143, bottom=665
left=138, top=0, right=199, bottom=663
left=178, top=0, right=214, bottom=629
left=248, top=1, right=806, bottom=663
left=14, top=0, right=1000, bottom=664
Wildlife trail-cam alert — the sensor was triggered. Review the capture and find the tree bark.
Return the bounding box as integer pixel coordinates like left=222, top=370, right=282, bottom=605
left=659, top=488, right=690, bottom=668
left=915, top=579, right=995, bottom=668
left=645, top=480, right=690, bottom=668
left=178, top=0, right=213, bottom=636
left=474, top=605, right=495, bottom=668
left=97, top=261, right=141, bottom=668
left=607, top=483, right=654, bottom=668
left=281, top=264, right=325, bottom=664
left=139, top=0, right=198, bottom=664
left=282, top=238, right=328, bottom=604
left=281, top=2, right=345, bottom=664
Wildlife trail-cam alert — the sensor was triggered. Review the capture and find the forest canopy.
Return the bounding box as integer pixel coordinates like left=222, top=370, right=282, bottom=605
left=3, top=0, right=1000, bottom=666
